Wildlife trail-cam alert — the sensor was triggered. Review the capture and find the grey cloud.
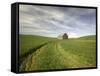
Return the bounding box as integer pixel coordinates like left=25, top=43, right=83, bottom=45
left=19, top=5, right=96, bottom=38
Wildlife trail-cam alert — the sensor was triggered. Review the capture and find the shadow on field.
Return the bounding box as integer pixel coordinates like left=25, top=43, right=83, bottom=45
left=19, top=41, right=51, bottom=64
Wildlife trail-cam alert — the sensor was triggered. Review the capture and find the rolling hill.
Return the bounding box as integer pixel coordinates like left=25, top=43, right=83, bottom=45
left=79, top=35, right=96, bottom=40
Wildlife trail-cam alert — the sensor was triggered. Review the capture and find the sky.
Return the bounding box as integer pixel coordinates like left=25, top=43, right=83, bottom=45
left=19, top=5, right=96, bottom=38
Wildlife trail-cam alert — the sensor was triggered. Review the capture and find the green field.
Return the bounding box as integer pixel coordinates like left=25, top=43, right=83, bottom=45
left=19, top=35, right=96, bottom=72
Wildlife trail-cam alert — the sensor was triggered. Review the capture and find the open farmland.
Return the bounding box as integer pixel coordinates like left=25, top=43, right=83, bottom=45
left=19, top=35, right=96, bottom=72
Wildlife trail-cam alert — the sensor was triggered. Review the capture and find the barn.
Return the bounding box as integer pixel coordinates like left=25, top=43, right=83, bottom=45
left=58, top=33, right=68, bottom=39
left=62, top=33, right=68, bottom=39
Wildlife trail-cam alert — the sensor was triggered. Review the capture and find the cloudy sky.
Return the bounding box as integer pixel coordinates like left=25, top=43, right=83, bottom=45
left=19, top=5, right=96, bottom=38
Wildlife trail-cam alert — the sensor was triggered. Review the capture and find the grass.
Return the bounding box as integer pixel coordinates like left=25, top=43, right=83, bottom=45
left=59, top=39, right=96, bottom=67
left=19, top=35, right=56, bottom=58
left=19, top=35, right=96, bottom=72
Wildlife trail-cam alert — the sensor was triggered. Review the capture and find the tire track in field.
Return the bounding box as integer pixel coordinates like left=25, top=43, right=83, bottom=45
left=19, top=43, right=48, bottom=71
left=19, top=42, right=67, bottom=71
left=55, top=42, right=93, bottom=68
left=19, top=42, right=49, bottom=64
left=30, top=42, right=68, bottom=70
left=55, top=43, right=81, bottom=68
